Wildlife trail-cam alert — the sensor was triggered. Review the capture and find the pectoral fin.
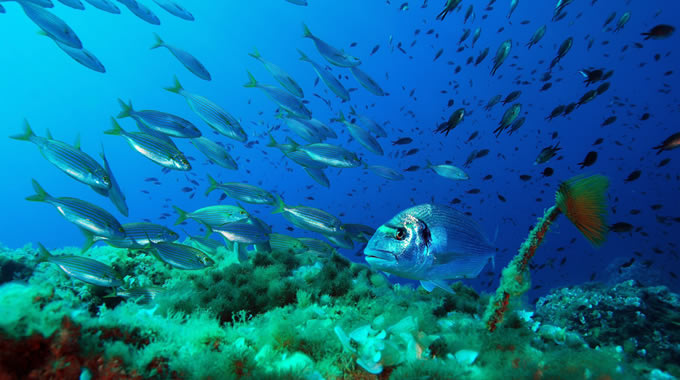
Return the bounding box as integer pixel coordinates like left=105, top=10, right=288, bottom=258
left=420, top=280, right=455, bottom=294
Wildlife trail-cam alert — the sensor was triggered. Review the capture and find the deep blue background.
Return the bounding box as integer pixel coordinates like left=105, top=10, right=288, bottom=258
left=1, top=0, right=678, bottom=298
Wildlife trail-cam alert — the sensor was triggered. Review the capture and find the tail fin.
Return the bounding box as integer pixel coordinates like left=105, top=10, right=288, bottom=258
left=150, top=33, right=164, bottom=49
left=272, top=195, right=286, bottom=214
left=26, top=179, right=50, bottom=202
left=248, top=47, right=262, bottom=61
left=243, top=71, right=258, bottom=88
left=349, top=106, right=357, bottom=115
left=104, top=117, right=125, bottom=136
left=297, top=49, right=310, bottom=62
left=165, top=76, right=184, bottom=94
left=10, top=120, right=36, bottom=142
left=337, top=110, right=346, bottom=123
left=36, top=242, right=52, bottom=264
left=80, top=228, right=95, bottom=253
left=36, top=30, right=49, bottom=38
left=205, top=174, right=219, bottom=196
left=555, top=175, right=609, bottom=246
left=640, top=33, right=651, bottom=40
left=173, top=205, right=189, bottom=225
left=425, top=159, right=433, bottom=169
left=73, top=133, right=81, bottom=150
left=267, top=133, right=279, bottom=148
left=117, top=99, right=134, bottom=118
left=302, top=23, right=312, bottom=38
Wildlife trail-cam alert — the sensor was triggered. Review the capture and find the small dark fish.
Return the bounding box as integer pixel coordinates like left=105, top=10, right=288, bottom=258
left=641, top=24, right=675, bottom=40
left=657, top=158, right=671, bottom=167
left=466, top=188, right=480, bottom=194
left=519, top=174, right=531, bottom=181
left=392, top=137, right=413, bottom=145
left=405, top=148, right=419, bottom=156
left=578, top=151, right=597, bottom=168
left=601, top=116, right=616, bottom=126
left=483, top=174, right=492, bottom=180
left=181, top=187, right=193, bottom=192
left=542, top=167, right=554, bottom=177
left=370, top=44, right=380, bottom=55
left=497, top=194, right=506, bottom=202
left=404, top=165, right=420, bottom=172
left=624, top=170, right=641, bottom=182
left=640, top=113, right=650, bottom=121
left=433, top=48, right=444, bottom=61
left=593, top=138, right=604, bottom=145
left=609, top=222, right=633, bottom=233
left=450, top=198, right=461, bottom=204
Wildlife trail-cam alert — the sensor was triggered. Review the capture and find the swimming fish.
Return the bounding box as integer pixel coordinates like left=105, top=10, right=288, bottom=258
left=151, top=0, right=193, bottom=21
left=37, top=243, right=123, bottom=287
left=27, top=179, right=126, bottom=241
left=11, top=121, right=111, bottom=190
left=273, top=196, right=345, bottom=237
left=336, top=111, right=383, bottom=155
left=95, top=146, right=128, bottom=217
left=173, top=204, right=248, bottom=227
left=190, top=137, right=238, bottom=170
left=105, top=118, right=191, bottom=171
left=117, top=0, right=160, bottom=25
left=364, top=204, right=495, bottom=293
left=205, top=174, right=277, bottom=205
left=350, top=66, right=385, bottom=96
left=165, top=77, right=247, bottom=142
left=302, top=23, right=361, bottom=67
left=243, top=72, right=312, bottom=119
left=151, top=34, right=210, bottom=80
left=19, top=1, right=82, bottom=48
left=83, top=0, right=120, bottom=13
left=298, top=49, right=350, bottom=101
left=425, top=160, right=469, bottom=180
left=148, top=242, right=214, bottom=270
left=249, top=47, right=304, bottom=98
left=117, top=99, right=201, bottom=138
left=37, top=30, right=105, bottom=73
left=491, top=39, right=512, bottom=76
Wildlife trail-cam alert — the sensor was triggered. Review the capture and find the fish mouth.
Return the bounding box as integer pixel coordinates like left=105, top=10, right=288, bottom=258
left=364, top=248, right=396, bottom=261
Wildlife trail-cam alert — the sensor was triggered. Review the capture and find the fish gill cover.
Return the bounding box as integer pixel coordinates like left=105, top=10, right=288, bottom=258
left=0, top=0, right=679, bottom=379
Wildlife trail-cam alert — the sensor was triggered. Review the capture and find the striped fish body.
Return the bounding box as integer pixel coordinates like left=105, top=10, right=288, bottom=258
left=41, top=34, right=105, bottom=72
left=174, top=205, right=248, bottom=227
left=274, top=197, right=344, bottom=236
left=325, top=232, right=354, bottom=249
left=285, top=150, right=328, bottom=169
left=366, top=165, right=404, bottom=181
left=97, top=148, right=128, bottom=216
left=258, top=84, right=311, bottom=120
left=110, top=222, right=178, bottom=247
left=56, top=0, right=85, bottom=9
left=304, top=167, right=330, bottom=187
left=176, top=88, right=246, bottom=142
left=285, top=117, right=325, bottom=143
left=51, top=197, right=125, bottom=239
left=299, top=50, right=349, bottom=101
left=298, top=237, right=337, bottom=256
left=350, top=66, right=385, bottom=97
left=346, top=123, right=383, bottom=155
left=299, top=143, right=361, bottom=168
left=117, top=0, right=160, bottom=25
left=106, top=120, right=191, bottom=171
left=151, top=242, right=214, bottom=270
left=269, top=233, right=306, bottom=253
left=40, top=139, right=111, bottom=189
left=153, top=36, right=210, bottom=80
left=20, top=1, right=82, bottom=48
left=250, top=49, right=304, bottom=97
left=130, top=110, right=201, bottom=138
left=11, top=124, right=111, bottom=190
left=302, top=23, right=360, bottom=68
left=186, top=234, right=223, bottom=254
left=151, top=0, right=194, bottom=20
left=191, top=137, right=238, bottom=170
left=134, top=119, right=177, bottom=147
left=349, top=109, right=387, bottom=138
left=212, top=222, right=270, bottom=244
left=208, top=182, right=276, bottom=205
left=307, top=118, right=337, bottom=139
left=39, top=244, right=123, bottom=287
left=83, top=0, right=120, bottom=13
left=343, top=224, right=376, bottom=242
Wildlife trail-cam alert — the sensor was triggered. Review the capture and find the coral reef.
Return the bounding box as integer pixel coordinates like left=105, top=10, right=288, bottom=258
left=0, top=243, right=676, bottom=379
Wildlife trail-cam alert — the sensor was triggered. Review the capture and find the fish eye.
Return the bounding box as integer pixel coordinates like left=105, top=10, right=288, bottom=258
left=119, top=227, right=125, bottom=233
left=240, top=211, right=247, bottom=215
left=395, top=228, right=406, bottom=241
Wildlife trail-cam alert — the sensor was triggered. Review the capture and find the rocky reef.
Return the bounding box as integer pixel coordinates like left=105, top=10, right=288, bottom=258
left=0, top=242, right=677, bottom=379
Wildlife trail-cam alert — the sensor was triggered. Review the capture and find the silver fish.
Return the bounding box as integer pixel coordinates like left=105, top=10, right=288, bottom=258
left=491, top=39, right=512, bottom=76
left=304, top=167, right=330, bottom=187
left=205, top=175, right=276, bottom=205
left=190, top=136, right=238, bottom=170
left=117, top=0, right=160, bottom=25
left=19, top=1, right=81, bottom=48
left=149, top=242, right=214, bottom=270
left=302, top=23, right=360, bottom=67
left=249, top=48, right=303, bottom=97
left=244, top=72, right=312, bottom=119
left=364, top=204, right=495, bottom=293
left=85, top=222, right=177, bottom=251
left=173, top=204, right=248, bottom=227
left=118, top=99, right=201, bottom=138
left=350, top=66, right=385, bottom=96
left=151, top=34, right=210, bottom=80
left=11, top=121, right=111, bottom=190
left=166, top=77, right=247, bottom=142
left=38, top=243, right=123, bottom=287
left=336, top=111, right=383, bottom=155
left=212, top=221, right=270, bottom=244
left=83, top=0, right=120, bottom=13
left=298, top=143, right=361, bottom=168
left=425, top=160, right=469, bottom=180
left=298, top=49, right=350, bottom=101
left=365, top=164, right=404, bottom=181
left=273, top=196, right=345, bottom=236
left=38, top=30, right=105, bottom=73
left=349, top=107, right=387, bottom=138
left=151, top=0, right=193, bottom=20
left=56, top=0, right=84, bottom=9
left=94, top=146, right=128, bottom=217
left=105, top=118, right=191, bottom=171
left=27, top=179, right=125, bottom=240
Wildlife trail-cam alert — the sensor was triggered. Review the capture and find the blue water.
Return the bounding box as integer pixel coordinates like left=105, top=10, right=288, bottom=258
left=0, top=0, right=678, bottom=302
